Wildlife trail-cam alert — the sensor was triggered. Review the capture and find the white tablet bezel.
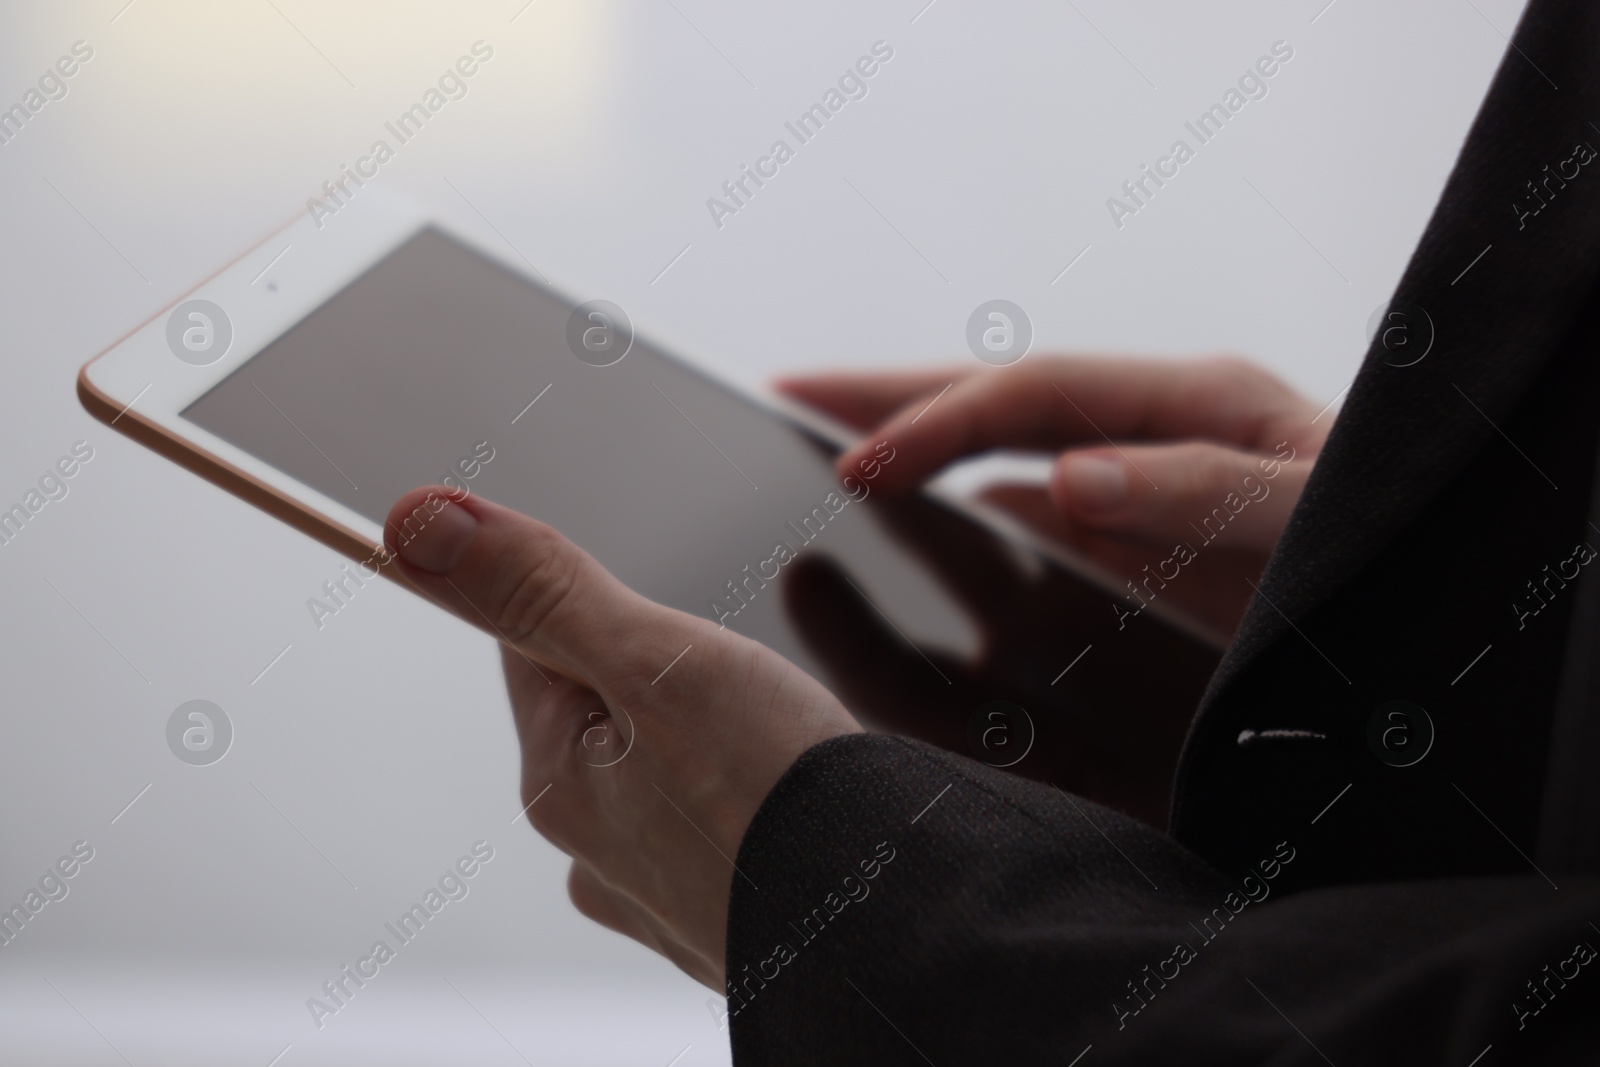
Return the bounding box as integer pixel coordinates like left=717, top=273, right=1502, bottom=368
left=78, top=189, right=874, bottom=559
left=78, top=189, right=1227, bottom=649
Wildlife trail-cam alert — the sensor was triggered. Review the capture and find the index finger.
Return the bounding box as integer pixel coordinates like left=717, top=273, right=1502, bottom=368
left=774, top=367, right=975, bottom=430
left=839, top=356, right=1315, bottom=494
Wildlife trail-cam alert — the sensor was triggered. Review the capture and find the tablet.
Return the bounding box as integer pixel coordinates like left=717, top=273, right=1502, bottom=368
left=78, top=192, right=1219, bottom=820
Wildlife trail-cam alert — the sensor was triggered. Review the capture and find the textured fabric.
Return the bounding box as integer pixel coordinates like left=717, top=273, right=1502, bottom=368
left=1189, top=0, right=1600, bottom=694
left=728, top=737, right=1600, bottom=1064
left=725, top=1, right=1600, bottom=1062
left=1172, top=284, right=1600, bottom=886
left=1170, top=0, right=1600, bottom=884
left=1540, top=440, right=1600, bottom=871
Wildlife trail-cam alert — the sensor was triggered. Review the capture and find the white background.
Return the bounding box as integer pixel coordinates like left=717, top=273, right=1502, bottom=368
left=0, top=0, right=1526, bottom=1062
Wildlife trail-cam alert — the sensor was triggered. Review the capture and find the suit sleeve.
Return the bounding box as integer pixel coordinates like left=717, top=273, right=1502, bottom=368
left=724, top=735, right=1600, bottom=1065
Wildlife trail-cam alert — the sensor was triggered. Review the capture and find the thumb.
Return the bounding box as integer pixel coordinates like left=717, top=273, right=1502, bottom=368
left=1048, top=442, right=1309, bottom=554
left=383, top=487, right=697, bottom=689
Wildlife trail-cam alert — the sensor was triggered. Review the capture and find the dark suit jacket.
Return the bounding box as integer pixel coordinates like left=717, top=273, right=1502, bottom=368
left=724, top=2, right=1600, bottom=1062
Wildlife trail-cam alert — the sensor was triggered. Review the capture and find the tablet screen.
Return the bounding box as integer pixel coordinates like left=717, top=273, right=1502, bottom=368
left=182, top=227, right=1216, bottom=811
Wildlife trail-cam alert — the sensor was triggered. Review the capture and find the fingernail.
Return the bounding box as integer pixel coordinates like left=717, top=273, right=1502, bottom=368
left=1060, top=456, right=1128, bottom=516
left=396, top=499, right=478, bottom=574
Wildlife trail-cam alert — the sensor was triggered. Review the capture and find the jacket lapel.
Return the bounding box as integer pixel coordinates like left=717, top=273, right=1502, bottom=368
left=1203, top=0, right=1600, bottom=705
